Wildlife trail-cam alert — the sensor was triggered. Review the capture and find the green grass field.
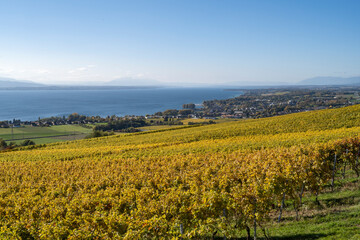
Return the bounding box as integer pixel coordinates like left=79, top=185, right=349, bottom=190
left=0, top=125, right=92, bottom=144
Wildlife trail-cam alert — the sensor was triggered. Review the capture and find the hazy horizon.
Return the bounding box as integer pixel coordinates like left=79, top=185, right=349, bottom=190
left=0, top=0, right=359, bottom=86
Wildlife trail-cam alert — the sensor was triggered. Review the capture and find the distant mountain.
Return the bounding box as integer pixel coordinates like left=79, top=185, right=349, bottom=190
left=105, top=78, right=163, bottom=86
left=0, top=77, right=46, bottom=88
left=219, top=81, right=291, bottom=87
left=96, top=78, right=294, bottom=88
left=298, top=76, right=360, bottom=86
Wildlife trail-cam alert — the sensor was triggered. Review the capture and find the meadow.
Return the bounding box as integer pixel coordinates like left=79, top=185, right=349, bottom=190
left=0, top=125, right=92, bottom=144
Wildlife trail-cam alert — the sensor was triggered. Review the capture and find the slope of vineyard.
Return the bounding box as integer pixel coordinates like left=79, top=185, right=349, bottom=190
left=1, top=105, right=360, bottom=239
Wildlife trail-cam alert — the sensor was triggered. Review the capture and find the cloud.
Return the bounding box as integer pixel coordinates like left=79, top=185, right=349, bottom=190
left=0, top=67, right=14, bottom=74
left=112, top=70, right=150, bottom=80
left=135, top=73, right=145, bottom=78
left=0, top=67, right=50, bottom=75
left=68, top=65, right=96, bottom=74
left=35, top=69, right=51, bottom=74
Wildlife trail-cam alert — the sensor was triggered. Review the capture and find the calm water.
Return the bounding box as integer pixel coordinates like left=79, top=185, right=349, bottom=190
left=0, top=88, right=239, bottom=121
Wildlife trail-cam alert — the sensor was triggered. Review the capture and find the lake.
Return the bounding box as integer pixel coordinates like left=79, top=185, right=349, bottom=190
left=0, top=87, right=240, bottom=121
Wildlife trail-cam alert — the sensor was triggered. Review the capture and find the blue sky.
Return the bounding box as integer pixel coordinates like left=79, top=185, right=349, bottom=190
left=0, top=0, right=359, bottom=85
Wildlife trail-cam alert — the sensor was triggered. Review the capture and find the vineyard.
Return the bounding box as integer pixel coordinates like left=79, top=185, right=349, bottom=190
left=1, top=105, right=360, bottom=239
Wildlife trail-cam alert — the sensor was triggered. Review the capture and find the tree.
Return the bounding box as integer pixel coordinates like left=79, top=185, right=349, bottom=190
left=8, top=142, right=17, bottom=148
left=0, top=121, right=9, bottom=128
left=0, top=139, right=7, bottom=149
left=179, top=109, right=193, bottom=116
left=68, top=113, right=86, bottom=122
left=68, top=113, right=80, bottom=122
left=163, top=109, right=178, bottom=117
left=21, top=139, right=35, bottom=146
left=182, top=103, right=195, bottom=109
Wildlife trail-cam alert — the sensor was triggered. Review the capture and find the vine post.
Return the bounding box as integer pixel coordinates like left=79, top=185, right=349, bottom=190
left=223, top=208, right=227, bottom=240
left=357, top=148, right=360, bottom=177
left=296, top=183, right=305, bottom=221
left=278, top=192, right=286, bottom=222
left=343, top=149, right=348, bottom=179
left=253, top=199, right=257, bottom=240
left=180, top=223, right=184, bottom=236
left=331, top=153, right=337, bottom=192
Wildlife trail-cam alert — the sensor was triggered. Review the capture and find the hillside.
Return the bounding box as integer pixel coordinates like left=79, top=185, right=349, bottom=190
left=1, top=105, right=360, bottom=239
left=298, top=76, right=360, bottom=86
left=0, top=77, right=45, bottom=88
left=105, top=77, right=163, bottom=86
